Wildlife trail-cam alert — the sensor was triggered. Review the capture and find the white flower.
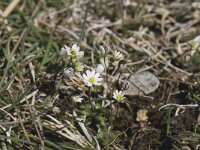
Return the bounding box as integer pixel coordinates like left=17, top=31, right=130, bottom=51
left=61, top=44, right=84, bottom=58
left=113, top=51, right=124, bottom=61
left=72, top=60, right=84, bottom=72
left=113, top=90, right=125, bottom=102
left=82, top=70, right=103, bottom=87
left=96, top=64, right=104, bottom=74
left=72, top=96, right=83, bottom=103
left=63, top=67, right=74, bottom=77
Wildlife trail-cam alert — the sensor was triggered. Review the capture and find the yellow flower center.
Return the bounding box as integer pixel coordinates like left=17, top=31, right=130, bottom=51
left=70, top=48, right=77, bottom=56
left=88, top=77, right=95, bottom=84
left=116, top=95, right=123, bottom=102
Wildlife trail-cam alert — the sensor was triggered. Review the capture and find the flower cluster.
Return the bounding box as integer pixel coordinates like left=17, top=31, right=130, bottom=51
left=60, top=44, right=126, bottom=103
left=61, top=44, right=105, bottom=87
left=61, top=44, right=84, bottom=77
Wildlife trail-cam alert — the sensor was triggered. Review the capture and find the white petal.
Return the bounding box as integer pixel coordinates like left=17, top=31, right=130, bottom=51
left=61, top=47, right=66, bottom=51
left=60, top=48, right=67, bottom=55
left=87, top=83, right=92, bottom=87
left=83, top=74, right=88, bottom=80
left=90, top=70, right=96, bottom=76
left=66, top=48, right=71, bottom=55
left=94, top=73, right=100, bottom=78
left=72, top=44, right=77, bottom=50
left=76, top=46, right=80, bottom=51
left=86, top=70, right=91, bottom=76
left=96, top=78, right=102, bottom=82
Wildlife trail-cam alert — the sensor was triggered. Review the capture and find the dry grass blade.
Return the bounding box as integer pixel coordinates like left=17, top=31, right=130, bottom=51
left=2, top=0, right=21, bottom=18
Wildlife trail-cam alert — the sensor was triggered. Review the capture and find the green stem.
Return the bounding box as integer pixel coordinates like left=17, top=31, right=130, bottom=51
left=88, top=87, right=95, bottom=110
left=103, top=56, right=109, bottom=94
left=115, top=103, right=119, bottom=119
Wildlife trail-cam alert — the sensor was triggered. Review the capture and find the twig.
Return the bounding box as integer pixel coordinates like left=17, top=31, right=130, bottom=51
left=159, top=103, right=198, bottom=117
left=159, top=103, right=198, bottom=110
left=78, top=2, right=89, bottom=45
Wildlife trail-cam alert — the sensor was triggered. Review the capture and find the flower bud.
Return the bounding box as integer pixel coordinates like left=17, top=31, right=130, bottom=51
left=63, top=67, right=74, bottom=77
left=96, top=64, right=104, bottom=74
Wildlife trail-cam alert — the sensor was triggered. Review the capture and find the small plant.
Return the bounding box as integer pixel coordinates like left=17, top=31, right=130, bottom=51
left=60, top=43, right=126, bottom=102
